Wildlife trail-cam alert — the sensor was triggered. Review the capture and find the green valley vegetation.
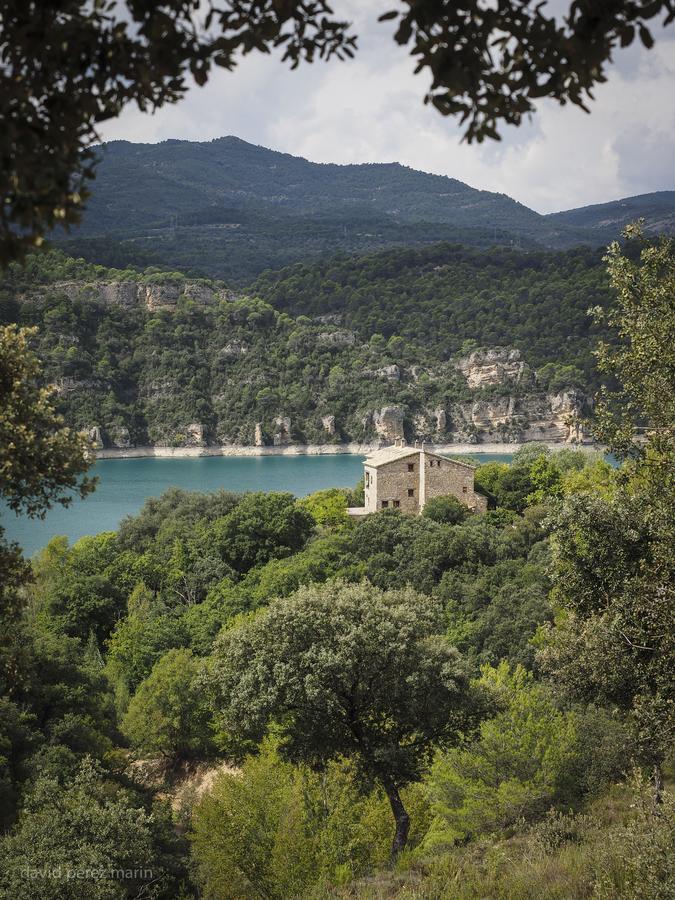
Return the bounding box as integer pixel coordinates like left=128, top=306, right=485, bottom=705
left=0, top=242, right=612, bottom=448
left=0, top=230, right=672, bottom=898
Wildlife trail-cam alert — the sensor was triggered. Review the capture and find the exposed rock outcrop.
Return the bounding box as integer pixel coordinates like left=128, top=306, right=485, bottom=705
left=96, top=282, right=140, bottom=307
left=220, top=340, right=249, bottom=358
left=448, top=390, right=589, bottom=444
left=312, top=313, right=342, bottom=325
left=375, top=364, right=401, bottom=382
left=53, top=376, right=97, bottom=396
left=317, top=330, right=356, bottom=348
left=142, top=280, right=218, bottom=310
left=182, top=282, right=216, bottom=305
left=368, top=406, right=405, bottom=442
left=456, top=347, right=528, bottom=388
left=273, top=416, right=292, bottom=446
left=111, top=426, right=131, bottom=449
left=141, top=379, right=177, bottom=400
left=87, top=426, right=105, bottom=449
left=41, top=279, right=222, bottom=311
left=186, top=423, right=206, bottom=446
left=143, top=282, right=182, bottom=310
left=321, top=415, right=336, bottom=435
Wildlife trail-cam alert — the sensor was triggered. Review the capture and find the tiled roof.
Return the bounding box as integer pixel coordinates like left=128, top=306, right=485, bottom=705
left=364, top=445, right=476, bottom=470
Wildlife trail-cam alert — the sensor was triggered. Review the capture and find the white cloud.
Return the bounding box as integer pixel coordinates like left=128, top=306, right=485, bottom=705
left=99, top=6, right=675, bottom=214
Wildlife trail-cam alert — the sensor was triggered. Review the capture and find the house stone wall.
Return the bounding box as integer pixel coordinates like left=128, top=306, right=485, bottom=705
left=424, top=454, right=488, bottom=513
left=359, top=448, right=488, bottom=517
left=424, top=455, right=474, bottom=502
left=364, top=465, right=379, bottom=513
left=369, top=457, right=421, bottom=513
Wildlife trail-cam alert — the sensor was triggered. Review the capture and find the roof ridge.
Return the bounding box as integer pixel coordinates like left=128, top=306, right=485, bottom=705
left=364, top=445, right=477, bottom=469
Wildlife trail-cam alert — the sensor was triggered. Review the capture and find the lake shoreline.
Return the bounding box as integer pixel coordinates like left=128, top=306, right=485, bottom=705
left=95, top=441, right=600, bottom=460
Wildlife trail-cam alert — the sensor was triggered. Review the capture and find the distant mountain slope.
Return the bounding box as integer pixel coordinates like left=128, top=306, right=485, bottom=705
left=57, top=137, right=673, bottom=282
left=547, top=191, right=675, bottom=236
left=76, top=136, right=542, bottom=232
left=55, top=138, right=563, bottom=281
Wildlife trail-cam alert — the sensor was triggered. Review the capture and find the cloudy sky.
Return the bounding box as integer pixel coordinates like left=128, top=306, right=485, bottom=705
left=100, top=2, right=675, bottom=214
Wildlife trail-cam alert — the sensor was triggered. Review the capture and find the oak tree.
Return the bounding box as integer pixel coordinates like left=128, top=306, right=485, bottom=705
left=207, top=579, right=486, bottom=856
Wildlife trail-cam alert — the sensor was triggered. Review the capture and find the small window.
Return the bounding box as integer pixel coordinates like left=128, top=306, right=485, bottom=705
left=408, top=488, right=414, bottom=497
left=365, top=472, right=369, bottom=486
left=437, top=460, right=441, bottom=467
left=393, top=500, right=400, bottom=508
left=462, top=486, right=468, bottom=493
left=381, top=500, right=389, bottom=508
left=407, top=463, right=414, bottom=472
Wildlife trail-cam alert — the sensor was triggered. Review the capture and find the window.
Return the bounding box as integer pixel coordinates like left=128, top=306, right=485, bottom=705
left=393, top=500, right=400, bottom=508
left=462, top=486, right=468, bottom=493
left=381, top=500, right=389, bottom=508
left=408, top=488, right=414, bottom=497
left=365, top=472, right=370, bottom=486
left=407, top=463, right=414, bottom=472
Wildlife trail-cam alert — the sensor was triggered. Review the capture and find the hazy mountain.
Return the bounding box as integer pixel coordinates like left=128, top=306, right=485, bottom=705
left=58, top=137, right=673, bottom=282
left=546, top=191, right=675, bottom=237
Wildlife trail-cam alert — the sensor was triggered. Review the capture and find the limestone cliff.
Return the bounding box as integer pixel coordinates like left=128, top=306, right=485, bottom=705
left=22, top=278, right=237, bottom=311
left=447, top=389, right=590, bottom=444
left=361, top=407, right=406, bottom=443
left=455, top=347, right=529, bottom=388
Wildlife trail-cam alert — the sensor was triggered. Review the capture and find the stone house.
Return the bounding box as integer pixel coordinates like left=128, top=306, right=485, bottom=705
left=348, top=441, right=488, bottom=517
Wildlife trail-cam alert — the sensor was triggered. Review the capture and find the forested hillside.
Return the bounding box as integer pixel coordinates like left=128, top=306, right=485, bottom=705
left=2, top=445, right=672, bottom=898
left=52, top=137, right=675, bottom=283
left=0, top=245, right=611, bottom=447
left=252, top=242, right=610, bottom=375
left=55, top=137, right=547, bottom=282
left=547, top=190, right=675, bottom=237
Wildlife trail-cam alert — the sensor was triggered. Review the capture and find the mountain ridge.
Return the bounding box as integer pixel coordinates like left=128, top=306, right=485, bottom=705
left=59, top=136, right=674, bottom=283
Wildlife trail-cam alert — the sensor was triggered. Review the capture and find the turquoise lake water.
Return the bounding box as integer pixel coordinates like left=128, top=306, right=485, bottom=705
left=2, top=453, right=514, bottom=557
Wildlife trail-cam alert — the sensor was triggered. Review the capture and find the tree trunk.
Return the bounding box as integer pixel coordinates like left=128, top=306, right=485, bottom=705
left=653, top=763, right=664, bottom=808
left=382, top=779, right=410, bottom=860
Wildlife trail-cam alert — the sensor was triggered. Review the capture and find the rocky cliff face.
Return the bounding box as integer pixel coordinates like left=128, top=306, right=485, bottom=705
left=75, top=335, right=590, bottom=449
left=273, top=416, right=292, bottom=446
left=455, top=347, right=529, bottom=388
left=360, top=407, right=406, bottom=443
left=447, top=389, right=589, bottom=444
left=24, top=279, right=237, bottom=311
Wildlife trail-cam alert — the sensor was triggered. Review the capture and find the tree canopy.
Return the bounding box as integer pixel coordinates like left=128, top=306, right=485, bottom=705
left=207, top=580, right=487, bottom=855
left=539, top=228, right=675, bottom=798
left=0, top=324, right=95, bottom=518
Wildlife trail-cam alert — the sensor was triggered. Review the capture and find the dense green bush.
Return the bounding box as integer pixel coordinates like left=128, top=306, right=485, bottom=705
left=122, top=649, right=214, bottom=761
left=423, top=664, right=628, bottom=849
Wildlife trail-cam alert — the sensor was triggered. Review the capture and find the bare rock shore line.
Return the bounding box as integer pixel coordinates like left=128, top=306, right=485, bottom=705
left=95, top=442, right=600, bottom=460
